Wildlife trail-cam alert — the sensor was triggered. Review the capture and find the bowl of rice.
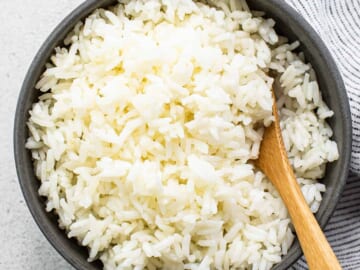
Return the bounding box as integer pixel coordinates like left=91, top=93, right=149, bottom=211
left=14, top=0, right=352, bottom=269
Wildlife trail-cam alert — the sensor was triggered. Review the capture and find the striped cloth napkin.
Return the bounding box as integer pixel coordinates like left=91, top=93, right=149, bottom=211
left=283, top=1, right=360, bottom=269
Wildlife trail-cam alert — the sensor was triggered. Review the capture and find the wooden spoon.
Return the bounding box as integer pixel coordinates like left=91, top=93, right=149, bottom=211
left=255, top=89, right=342, bottom=270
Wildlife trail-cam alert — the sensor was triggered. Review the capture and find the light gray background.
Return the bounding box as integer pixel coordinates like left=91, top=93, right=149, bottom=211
left=0, top=1, right=82, bottom=269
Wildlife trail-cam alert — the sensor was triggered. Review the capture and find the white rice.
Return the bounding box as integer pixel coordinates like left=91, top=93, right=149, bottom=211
left=26, top=0, right=339, bottom=269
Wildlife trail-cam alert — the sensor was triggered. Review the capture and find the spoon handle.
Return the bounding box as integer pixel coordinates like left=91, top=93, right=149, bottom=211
left=260, top=139, right=342, bottom=269
left=259, top=134, right=342, bottom=269
left=256, top=89, right=342, bottom=269
left=279, top=171, right=342, bottom=270
left=260, top=123, right=342, bottom=270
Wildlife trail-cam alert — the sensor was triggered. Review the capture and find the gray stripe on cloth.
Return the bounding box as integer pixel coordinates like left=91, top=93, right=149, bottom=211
left=283, top=1, right=360, bottom=268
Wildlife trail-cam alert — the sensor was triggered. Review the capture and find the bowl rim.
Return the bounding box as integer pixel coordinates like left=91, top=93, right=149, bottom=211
left=14, top=0, right=352, bottom=269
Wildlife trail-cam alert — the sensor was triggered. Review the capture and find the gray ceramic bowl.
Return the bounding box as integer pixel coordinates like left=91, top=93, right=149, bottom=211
left=14, top=0, right=352, bottom=269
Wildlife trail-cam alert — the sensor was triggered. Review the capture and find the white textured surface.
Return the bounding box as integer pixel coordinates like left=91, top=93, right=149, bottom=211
left=0, top=1, right=81, bottom=269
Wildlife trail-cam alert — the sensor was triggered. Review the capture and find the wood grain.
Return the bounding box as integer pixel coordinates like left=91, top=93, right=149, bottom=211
left=255, top=91, right=342, bottom=270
